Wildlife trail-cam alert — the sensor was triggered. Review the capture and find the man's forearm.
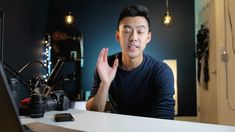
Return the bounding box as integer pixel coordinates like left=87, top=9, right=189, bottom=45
left=86, top=82, right=110, bottom=112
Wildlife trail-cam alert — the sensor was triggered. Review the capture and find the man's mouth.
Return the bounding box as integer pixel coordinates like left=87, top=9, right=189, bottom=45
left=127, top=45, right=139, bottom=49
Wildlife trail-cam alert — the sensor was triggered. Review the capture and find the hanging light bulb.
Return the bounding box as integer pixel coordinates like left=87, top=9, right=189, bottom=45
left=163, top=11, right=172, bottom=26
left=163, top=0, right=173, bottom=26
left=65, top=11, right=74, bottom=25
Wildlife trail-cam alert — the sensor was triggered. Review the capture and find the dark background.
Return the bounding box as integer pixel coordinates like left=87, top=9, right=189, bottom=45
left=0, top=0, right=196, bottom=116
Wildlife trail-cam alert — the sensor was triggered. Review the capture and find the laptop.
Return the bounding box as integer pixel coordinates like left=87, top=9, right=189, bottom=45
left=0, top=62, right=82, bottom=132
left=1, top=10, right=4, bottom=63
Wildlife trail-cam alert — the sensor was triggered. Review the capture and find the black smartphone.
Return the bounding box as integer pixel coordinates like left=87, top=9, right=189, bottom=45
left=54, top=113, right=74, bottom=122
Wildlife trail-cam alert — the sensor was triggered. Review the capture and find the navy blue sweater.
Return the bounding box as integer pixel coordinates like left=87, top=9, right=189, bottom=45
left=90, top=53, right=175, bottom=119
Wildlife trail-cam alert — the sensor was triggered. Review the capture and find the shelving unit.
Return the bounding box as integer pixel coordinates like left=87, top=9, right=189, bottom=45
left=42, top=30, right=84, bottom=101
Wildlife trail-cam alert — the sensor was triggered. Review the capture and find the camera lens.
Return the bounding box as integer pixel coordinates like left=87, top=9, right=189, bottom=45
left=29, top=94, right=45, bottom=118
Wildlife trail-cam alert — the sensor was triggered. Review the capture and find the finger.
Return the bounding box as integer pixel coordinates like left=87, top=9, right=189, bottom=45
left=97, top=48, right=104, bottom=66
left=112, top=58, right=119, bottom=70
left=98, top=48, right=104, bottom=61
left=103, top=48, right=108, bottom=62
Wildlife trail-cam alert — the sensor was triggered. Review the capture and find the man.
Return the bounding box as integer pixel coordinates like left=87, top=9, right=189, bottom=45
left=86, top=5, right=175, bottom=119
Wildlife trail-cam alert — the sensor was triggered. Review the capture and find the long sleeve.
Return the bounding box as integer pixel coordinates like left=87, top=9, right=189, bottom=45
left=148, top=63, right=175, bottom=119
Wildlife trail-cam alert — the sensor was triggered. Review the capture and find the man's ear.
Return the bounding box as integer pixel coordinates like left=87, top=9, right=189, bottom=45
left=146, top=32, right=152, bottom=44
left=115, top=31, right=120, bottom=42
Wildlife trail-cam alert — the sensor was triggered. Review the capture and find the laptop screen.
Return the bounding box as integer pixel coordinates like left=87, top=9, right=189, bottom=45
left=0, top=62, right=23, bottom=132
left=0, top=11, right=3, bottom=63
left=0, top=11, right=4, bottom=63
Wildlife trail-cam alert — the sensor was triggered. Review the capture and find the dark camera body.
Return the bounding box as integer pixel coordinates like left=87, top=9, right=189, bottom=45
left=29, top=90, right=70, bottom=118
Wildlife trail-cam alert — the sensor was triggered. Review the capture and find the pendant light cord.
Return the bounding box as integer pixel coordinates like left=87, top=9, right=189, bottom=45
left=166, top=0, right=169, bottom=11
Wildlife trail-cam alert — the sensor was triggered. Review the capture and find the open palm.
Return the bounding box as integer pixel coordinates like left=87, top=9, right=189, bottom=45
left=96, top=48, right=118, bottom=85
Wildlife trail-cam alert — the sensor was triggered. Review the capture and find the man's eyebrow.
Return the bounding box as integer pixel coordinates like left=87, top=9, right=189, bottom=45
left=123, top=25, right=132, bottom=29
left=136, top=25, right=147, bottom=29
left=123, top=25, right=147, bottom=29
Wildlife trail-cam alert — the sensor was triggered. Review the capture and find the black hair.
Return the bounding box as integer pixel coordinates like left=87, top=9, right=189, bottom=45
left=117, top=5, right=150, bottom=31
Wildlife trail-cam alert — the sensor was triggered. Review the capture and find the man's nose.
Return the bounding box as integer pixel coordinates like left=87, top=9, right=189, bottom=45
left=130, top=31, right=137, bottom=42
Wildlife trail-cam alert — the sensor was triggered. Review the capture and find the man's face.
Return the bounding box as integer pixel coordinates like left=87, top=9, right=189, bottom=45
left=116, top=16, right=151, bottom=59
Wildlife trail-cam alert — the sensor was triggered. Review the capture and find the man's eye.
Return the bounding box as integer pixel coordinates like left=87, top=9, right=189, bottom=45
left=124, top=30, right=131, bottom=33
left=137, top=30, right=145, bottom=34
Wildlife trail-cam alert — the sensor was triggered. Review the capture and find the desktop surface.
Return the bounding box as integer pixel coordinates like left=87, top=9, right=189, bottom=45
left=20, top=109, right=235, bottom=132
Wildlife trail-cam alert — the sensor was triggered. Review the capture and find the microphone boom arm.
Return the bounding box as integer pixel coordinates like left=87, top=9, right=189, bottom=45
left=43, top=59, right=64, bottom=96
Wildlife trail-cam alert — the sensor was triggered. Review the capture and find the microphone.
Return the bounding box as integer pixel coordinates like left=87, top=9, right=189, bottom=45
left=43, top=59, right=64, bottom=96
left=3, top=62, right=31, bottom=90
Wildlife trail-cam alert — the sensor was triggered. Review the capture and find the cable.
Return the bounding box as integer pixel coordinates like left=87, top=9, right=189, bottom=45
left=224, top=0, right=235, bottom=111
left=18, top=61, right=48, bottom=75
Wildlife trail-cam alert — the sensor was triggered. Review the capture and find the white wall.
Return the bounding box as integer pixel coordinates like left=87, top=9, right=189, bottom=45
left=195, top=0, right=235, bottom=126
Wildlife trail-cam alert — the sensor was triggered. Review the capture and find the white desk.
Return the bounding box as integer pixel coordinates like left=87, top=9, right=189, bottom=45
left=20, top=109, right=235, bottom=132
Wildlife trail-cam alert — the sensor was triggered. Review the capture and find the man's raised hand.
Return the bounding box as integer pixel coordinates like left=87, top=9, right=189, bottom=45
left=96, top=48, right=119, bottom=86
